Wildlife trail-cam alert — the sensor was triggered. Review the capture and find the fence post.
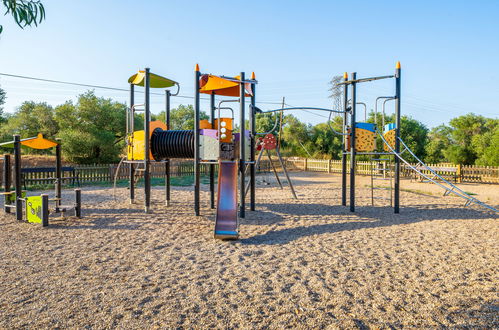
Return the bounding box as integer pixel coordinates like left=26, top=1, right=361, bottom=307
left=304, top=158, right=308, bottom=171
left=457, top=164, right=462, bottom=183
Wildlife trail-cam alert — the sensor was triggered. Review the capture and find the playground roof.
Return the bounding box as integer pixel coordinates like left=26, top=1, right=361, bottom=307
left=199, top=74, right=253, bottom=97
left=0, top=133, right=58, bottom=150
left=128, top=71, right=177, bottom=88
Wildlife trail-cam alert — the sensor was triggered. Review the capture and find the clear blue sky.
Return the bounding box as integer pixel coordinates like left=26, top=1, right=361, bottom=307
left=0, top=0, right=498, bottom=128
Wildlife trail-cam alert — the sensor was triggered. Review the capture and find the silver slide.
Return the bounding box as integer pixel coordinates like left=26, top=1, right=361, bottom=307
left=378, top=133, right=498, bottom=213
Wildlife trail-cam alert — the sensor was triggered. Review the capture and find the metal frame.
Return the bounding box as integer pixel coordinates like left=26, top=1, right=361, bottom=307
left=339, top=64, right=401, bottom=214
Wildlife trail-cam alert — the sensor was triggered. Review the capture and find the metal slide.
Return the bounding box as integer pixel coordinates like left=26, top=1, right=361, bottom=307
left=378, top=133, right=498, bottom=213
left=214, top=161, right=239, bottom=239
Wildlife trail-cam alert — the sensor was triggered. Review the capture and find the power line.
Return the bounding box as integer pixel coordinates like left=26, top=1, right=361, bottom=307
left=0, top=72, right=284, bottom=105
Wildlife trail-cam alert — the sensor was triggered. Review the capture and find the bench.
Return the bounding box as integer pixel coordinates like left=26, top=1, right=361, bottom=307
left=411, top=166, right=458, bottom=183
left=21, top=167, right=80, bottom=189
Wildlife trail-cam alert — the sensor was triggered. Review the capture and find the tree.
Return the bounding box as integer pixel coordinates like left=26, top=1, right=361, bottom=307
left=472, top=118, right=499, bottom=166
left=0, top=100, right=57, bottom=138
left=1, top=0, right=45, bottom=34
left=155, top=104, right=209, bottom=130
left=280, top=115, right=313, bottom=157
left=424, top=125, right=452, bottom=163
left=54, top=91, right=127, bottom=164
left=398, top=115, right=428, bottom=162
left=444, top=113, right=489, bottom=165
left=255, top=112, right=280, bottom=135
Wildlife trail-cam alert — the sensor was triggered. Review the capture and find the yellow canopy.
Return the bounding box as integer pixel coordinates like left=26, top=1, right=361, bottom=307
left=0, top=133, right=58, bottom=150
left=199, top=74, right=253, bottom=97
left=128, top=71, right=177, bottom=88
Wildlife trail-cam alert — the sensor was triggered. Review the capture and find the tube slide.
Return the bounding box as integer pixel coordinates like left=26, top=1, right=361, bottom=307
left=214, top=161, right=239, bottom=239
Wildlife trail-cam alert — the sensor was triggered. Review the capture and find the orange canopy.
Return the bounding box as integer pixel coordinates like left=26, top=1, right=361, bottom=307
left=199, top=74, right=253, bottom=97
left=0, top=133, right=58, bottom=150
left=21, top=133, right=58, bottom=149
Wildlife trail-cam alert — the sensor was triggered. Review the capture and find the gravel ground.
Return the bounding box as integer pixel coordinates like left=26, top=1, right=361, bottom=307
left=0, top=172, right=497, bottom=328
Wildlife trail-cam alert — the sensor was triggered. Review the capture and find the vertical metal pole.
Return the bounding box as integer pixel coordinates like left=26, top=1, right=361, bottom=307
left=250, top=72, right=256, bottom=211
left=144, top=68, right=151, bottom=213
left=3, top=154, right=11, bottom=213
left=349, top=73, right=357, bottom=212
left=129, top=83, right=135, bottom=204
left=239, top=72, right=246, bottom=218
left=13, top=135, right=22, bottom=221
left=194, top=64, right=201, bottom=216
left=341, top=72, right=348, bottom=206
left=75, top=188, right=81, bottom=218
left=394, top=62, right=401, bottom=214
left=41, top=194, right=49, bottom=227
left=55, top=141, right=62, bottom=212
left=165, top=90, right=171, bottom=207
left=209, top=92, right=216, bottom=209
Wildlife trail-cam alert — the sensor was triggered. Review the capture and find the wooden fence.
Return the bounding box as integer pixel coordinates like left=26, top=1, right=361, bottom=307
left=1, top=158, right=498, bottom=188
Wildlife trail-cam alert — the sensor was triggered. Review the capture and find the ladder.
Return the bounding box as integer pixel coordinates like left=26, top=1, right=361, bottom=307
left=370, top=156, right=393, bottom=206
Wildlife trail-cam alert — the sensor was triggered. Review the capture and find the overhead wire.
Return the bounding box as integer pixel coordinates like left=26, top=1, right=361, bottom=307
left=0, top=72, right=284, bottom=105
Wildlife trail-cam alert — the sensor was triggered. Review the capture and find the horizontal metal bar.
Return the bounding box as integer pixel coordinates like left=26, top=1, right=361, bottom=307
left=337, top=75, right=395, bottom=85
left=258, top=107, right=344, bottom=114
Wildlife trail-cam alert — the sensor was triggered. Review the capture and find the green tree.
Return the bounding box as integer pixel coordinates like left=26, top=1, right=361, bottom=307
left=54, top=91, right=127, bottom=164
left=443, top=113, right=489, bottom=165
left=255, top=112, right=280, bottom=135
left=155, top=104, right=209, bottom=130
left=398, top=115, right=428, bottom=162
left=424, top=124, right=452, bottom=163
left=472, top=118, right=499, bottom=166
left=1, top=0, right=45, bottom=34
left=309, top=116, right=343, bottom=159
left=280, top=115, right=313, bottom=157
left=0, top=100, right=57, bottom=138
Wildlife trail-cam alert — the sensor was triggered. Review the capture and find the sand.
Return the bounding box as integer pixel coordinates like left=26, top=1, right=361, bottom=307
left=0, top=172, right=497, bottom=328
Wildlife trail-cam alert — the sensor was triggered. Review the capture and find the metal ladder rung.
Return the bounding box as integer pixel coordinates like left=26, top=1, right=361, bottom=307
left=372, top=187, right=391, bottom=190
left=373, top=196, right=390, bottom=200
left=372, top=168, right=392, bottom=171
left=372, top=177, right=391, bottom=181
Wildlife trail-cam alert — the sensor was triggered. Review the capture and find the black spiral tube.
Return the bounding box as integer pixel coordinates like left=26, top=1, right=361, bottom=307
left=151, top=129, right=194, bottom=160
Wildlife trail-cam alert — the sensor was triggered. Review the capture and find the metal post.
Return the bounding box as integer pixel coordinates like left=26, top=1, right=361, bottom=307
left=165, top=90, right=171, bottom=207
left=3, top=154, right=11, bottom=213
left=41, top=194, right=49, bottom=227
left=129, top=83, right=135, bottom=204
left=194, top=64, right=201, bottom=216
left=275, top=148, right=297, bottom=199
left=249, top=72, right=256, bottom=211
left=55, top=141, right=62, bottom=212
left=349, top=72, right=357, bottom=212
left=13, top=135, right=22, bottom=221
left=239, top=72, right=246, bottom=218
left=394, top=62, right=401, bottom=214
left=74, top=188, right=81, bottom=218
left=209, top=92, right=215, bottom=209
left=341, top=72, right=348, bottom=206
left=144, top=68, right=151, bottom=213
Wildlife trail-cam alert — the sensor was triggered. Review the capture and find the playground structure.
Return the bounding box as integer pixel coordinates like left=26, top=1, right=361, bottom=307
left=336, top=63, right=497, bottom=213
left=1, top=134, right=82, bottom=226
left=125, top=66, right=263, bottom=239
left=123, top=62, right=496, bottom=241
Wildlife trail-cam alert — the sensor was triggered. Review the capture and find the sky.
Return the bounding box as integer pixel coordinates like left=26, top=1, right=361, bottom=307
left=0, top=0, right=498, bottom=128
